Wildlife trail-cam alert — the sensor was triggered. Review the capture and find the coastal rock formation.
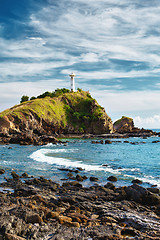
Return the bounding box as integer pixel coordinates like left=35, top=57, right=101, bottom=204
left=113, top=116, right=134, bottom=133
left=113, top=116, right=154, bottom=136
left=0, top=90, right=113, bottom=145
left=0, top=173, right=160, bottom=240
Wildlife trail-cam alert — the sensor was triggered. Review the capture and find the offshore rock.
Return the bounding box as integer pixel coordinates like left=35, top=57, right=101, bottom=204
left=107, top=176, right=118, bottom=182
left=0, top=169, right=5, bottom=174
left=113, top=116, right=155, bottom=136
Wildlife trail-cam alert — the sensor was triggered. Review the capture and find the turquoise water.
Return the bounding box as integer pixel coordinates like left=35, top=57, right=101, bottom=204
left=0, top=136, right=160, bottom=188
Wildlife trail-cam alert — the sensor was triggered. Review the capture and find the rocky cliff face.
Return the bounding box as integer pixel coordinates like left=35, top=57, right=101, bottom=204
left=0, top=91, right=113, bottom=143
left=113, top=116, right=134, bottom=133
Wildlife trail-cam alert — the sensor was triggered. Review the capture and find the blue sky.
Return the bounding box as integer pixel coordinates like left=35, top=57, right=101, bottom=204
left=1, top=0, right=160, bottom=128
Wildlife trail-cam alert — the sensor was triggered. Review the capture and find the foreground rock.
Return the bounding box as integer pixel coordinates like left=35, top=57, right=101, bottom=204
left=0, top=174, right=160, bottom=240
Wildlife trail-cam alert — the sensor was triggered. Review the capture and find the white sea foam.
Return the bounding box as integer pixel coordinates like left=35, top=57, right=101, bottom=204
left=30, top=148, right=160, bottom=187
left=118, top=168, right=140, bottom=172
left=124, top=173, right=160, bottom=188
left=30, top=148, right=120, bottom=173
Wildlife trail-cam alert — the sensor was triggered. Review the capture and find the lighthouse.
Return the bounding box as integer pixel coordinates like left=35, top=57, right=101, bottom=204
left=69, top=73, right=76, bottom=92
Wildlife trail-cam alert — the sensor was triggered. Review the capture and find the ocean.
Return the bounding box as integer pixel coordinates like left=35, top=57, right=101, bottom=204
left=0, top=134, right=160, bottom=188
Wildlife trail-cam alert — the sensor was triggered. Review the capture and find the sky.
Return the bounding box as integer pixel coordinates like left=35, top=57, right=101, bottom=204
left=0, top=0, right=160, bottom=128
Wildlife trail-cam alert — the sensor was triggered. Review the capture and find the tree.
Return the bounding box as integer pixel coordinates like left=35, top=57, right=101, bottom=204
left=20, top=95, right=29, bottom=103
left=30, top=96, right=36, bottom=100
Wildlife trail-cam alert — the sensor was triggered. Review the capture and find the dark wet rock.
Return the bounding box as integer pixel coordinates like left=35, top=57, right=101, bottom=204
left=105, top=140, right=112, bottom=144
left=67, top=172, right=73, bottom=178
left=77, top=167, right=83, bottom=171
left=152, top=140, right=160, bottom=143
left=147, top=187, right=160, bottom=194
left=102, top=164, right=108, bottom=167
left=90, top=177, right=99, bottom=182
left=107, top=176, right=118, bottom=182
left=92, top=140, right=104, bottom=144
left=125, top=184, right=160, bottom=205
left=14, top=186, right=38, bottom=197
left=26, top=214, right=43, bottom=224
left=76, top=174, right=84, bottom=181
left=21, top=172, right=29, bottom=178
left=104, top=182, right=116, bottom=190
left=0, top=169, right=5, bottom=174
left=82, top=175, right=88, bottom=180
left=62, top=181, right=82, bottom=188
left=11, top=171, right=20, bottom=180
left=121, top=228, right=137, bottom=237
left=131, top=179, right=143, bottom=184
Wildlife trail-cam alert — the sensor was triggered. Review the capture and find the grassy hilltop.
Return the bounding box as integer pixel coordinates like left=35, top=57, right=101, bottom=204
left=0, top=89, right=113, bottom=135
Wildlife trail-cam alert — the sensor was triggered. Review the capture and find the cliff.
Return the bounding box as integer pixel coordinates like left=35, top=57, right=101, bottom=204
left=0, top=90, right=113, bottom=144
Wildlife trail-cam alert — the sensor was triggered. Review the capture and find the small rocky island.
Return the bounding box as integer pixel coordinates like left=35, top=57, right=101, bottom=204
left=0, top=89, right=113, bottom=145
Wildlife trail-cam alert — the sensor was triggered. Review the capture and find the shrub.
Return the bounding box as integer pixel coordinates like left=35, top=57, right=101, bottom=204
left=20, top=95, right=29, bottom=103
left=30, top=96, right=36, bottom=100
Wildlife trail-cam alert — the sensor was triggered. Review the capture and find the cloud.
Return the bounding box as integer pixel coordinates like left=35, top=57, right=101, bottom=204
left=89, top=89, right=160, bottom=128
left=0, top=79, right=68, bottom=112
left=1, top=0, right=160, bottom=128
left=1, top=0, right=160, bottom=84
left=134, top=115, right=160, bottom=129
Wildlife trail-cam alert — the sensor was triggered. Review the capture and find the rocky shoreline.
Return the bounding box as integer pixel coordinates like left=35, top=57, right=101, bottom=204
left=0, top=129, right=159, bottom=146
left=0, top=169, right=160, bottom=240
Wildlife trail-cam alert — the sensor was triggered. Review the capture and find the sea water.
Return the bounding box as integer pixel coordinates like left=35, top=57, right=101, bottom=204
left=0, top=135, right=160, bottom=188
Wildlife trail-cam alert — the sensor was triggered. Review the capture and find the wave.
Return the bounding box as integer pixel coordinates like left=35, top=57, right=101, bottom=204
left=30, top=148, right=141, bottom=175
left=30, top=148, right=120, bottom=173
left=124, top=173, right=160, bottom=188
left=30, top=148, right=160, bottom=187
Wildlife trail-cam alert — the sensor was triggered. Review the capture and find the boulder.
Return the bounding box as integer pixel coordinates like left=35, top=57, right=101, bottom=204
left=90, top=177, right=99, bottom=182
left=105, top=140, right=112, bottom=144
left=131, top=179, right=143, bottom=184
left=107, top=176, right=117, bottom=182
left=125, top=184, right=160, bottom=205
left=21, top=172, right=28, bottom=178
left=26, top=214, right=43, bottom=224
left=0, top=169, right=5, bottom=174
left=104, top=182, right=116, bottom=190
left=76, top=174, right=84, bottom=181
left=11, top=171, right=20, bottom=179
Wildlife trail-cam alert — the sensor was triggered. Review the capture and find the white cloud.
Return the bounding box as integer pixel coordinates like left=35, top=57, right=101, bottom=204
left=0, top=79, right=68, bottom=112
left=134, top=115, right=160, bottom=129
left=1, top=0, right=160, bottom=129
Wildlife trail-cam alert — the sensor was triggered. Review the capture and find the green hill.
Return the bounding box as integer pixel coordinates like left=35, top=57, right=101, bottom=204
left=0, top=90, right=113, bottom=136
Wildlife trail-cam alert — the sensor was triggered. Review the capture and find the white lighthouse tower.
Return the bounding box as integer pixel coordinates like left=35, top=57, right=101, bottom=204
left=69, top=73, right=76, bottom=92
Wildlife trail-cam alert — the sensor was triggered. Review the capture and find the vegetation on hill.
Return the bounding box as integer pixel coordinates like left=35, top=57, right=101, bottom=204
left=20, top=88, right=71, bottom=103
left=114, top=116, right=133, bottom=126
left=0, top=89, right=113, bottom=135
